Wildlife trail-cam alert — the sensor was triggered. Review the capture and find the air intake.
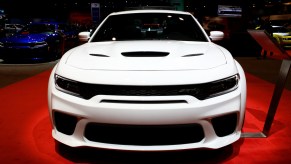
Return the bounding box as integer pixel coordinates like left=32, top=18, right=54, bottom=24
left=121, top=51, right=169, bottom=57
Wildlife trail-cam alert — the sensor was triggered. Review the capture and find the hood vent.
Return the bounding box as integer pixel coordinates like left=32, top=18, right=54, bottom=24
left=121, top=51, right=169, bottom=57
left=182, top=53, right=203, bottom=57
left=90, top=54, right=109, bottom=57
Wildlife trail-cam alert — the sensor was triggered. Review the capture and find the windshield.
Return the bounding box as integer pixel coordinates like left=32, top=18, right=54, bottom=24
left=272, top=26, right=290, bottom=33
left=91, top=13, right=208, bottom=42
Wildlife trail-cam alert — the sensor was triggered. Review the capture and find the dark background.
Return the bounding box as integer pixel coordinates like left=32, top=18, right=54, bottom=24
left=1, top=0, right=290, bottom=21
left=1, top=0, right=290, bottom=57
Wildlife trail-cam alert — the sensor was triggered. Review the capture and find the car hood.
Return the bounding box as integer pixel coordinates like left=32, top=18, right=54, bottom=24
left=65, top=41, right=228, bottom=71
left=0, top=33, right=53, bottom=43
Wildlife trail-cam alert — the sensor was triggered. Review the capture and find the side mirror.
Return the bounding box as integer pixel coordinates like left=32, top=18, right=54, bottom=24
left=78, top=31, right=91, bottom=43
left=209, top=31, right=224, bottom=41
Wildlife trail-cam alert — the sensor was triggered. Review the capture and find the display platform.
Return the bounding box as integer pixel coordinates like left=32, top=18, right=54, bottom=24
left=0, top=68, right=291, bottom=163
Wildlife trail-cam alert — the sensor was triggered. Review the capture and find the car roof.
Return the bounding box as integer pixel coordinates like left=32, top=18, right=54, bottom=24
left=271, top=25, right=283, bottom=28
left=108, top=9, right=193, bottom=16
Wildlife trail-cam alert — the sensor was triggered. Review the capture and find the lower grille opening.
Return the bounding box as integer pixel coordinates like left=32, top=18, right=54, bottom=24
left=53, top=111, right=78, bottom=135
left=211, top=113, right=238, bottom=137
left=84, top=123, right=204, bottom=146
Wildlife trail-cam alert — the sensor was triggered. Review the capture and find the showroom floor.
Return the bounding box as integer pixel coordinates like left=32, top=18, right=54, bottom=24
left=0, top=53, right=291, bottom=163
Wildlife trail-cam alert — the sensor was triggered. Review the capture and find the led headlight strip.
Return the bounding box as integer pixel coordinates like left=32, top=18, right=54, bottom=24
left=195, top=74, right=239, bottom=100
left=55, top=74, right=82, bottom=97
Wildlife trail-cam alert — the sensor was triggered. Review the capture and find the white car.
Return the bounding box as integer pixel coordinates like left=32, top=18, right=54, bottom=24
left=48, top=9, right=246, bottom=151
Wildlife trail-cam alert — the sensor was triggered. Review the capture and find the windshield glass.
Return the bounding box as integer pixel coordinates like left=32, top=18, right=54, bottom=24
left=273, top=26, right=290, bottom=33
left=91, top=13, right=208, bottom=42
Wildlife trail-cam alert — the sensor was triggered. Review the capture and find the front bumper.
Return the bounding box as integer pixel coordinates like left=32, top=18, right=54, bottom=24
left=49, top=83, right=244, bottom=151
left=0, top=43, right=61, bottom=61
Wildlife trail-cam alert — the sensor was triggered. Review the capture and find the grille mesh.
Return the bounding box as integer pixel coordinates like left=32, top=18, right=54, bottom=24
left=79, top=84, right=206, bottom=100
left=84, top=123, right=204, bottom=145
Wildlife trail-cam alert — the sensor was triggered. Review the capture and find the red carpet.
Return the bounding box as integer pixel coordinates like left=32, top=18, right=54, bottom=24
left=0, top=69, right=291, bottom=163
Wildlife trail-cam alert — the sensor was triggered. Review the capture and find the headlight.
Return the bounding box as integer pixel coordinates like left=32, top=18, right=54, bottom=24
left=55, top=75, right=82, bottom=97
left=195, top=74, right=239, bottom=100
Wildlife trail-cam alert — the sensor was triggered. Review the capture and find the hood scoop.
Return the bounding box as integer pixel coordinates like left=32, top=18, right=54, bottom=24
left=121, top=51, right=169, bottom=57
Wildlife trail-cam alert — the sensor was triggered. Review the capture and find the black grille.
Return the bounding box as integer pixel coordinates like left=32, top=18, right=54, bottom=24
left=84, top=123, right=204, bottom=146
left=78, top=84, right=205, bottom=100
left=56, top=75, right=239, bottom=100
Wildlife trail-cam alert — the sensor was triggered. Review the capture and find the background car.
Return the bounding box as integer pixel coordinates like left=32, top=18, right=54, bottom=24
left=0, top=24, right=4, bottom=38
left=4, top=23, right=24, bottom=36
left=271, top=25, right=291, bottom=49
left=0, top=22, right=65, bottom=63
left=48, top=9, right=246, bottom=151
left=57, top=23, right=80, bottom=50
